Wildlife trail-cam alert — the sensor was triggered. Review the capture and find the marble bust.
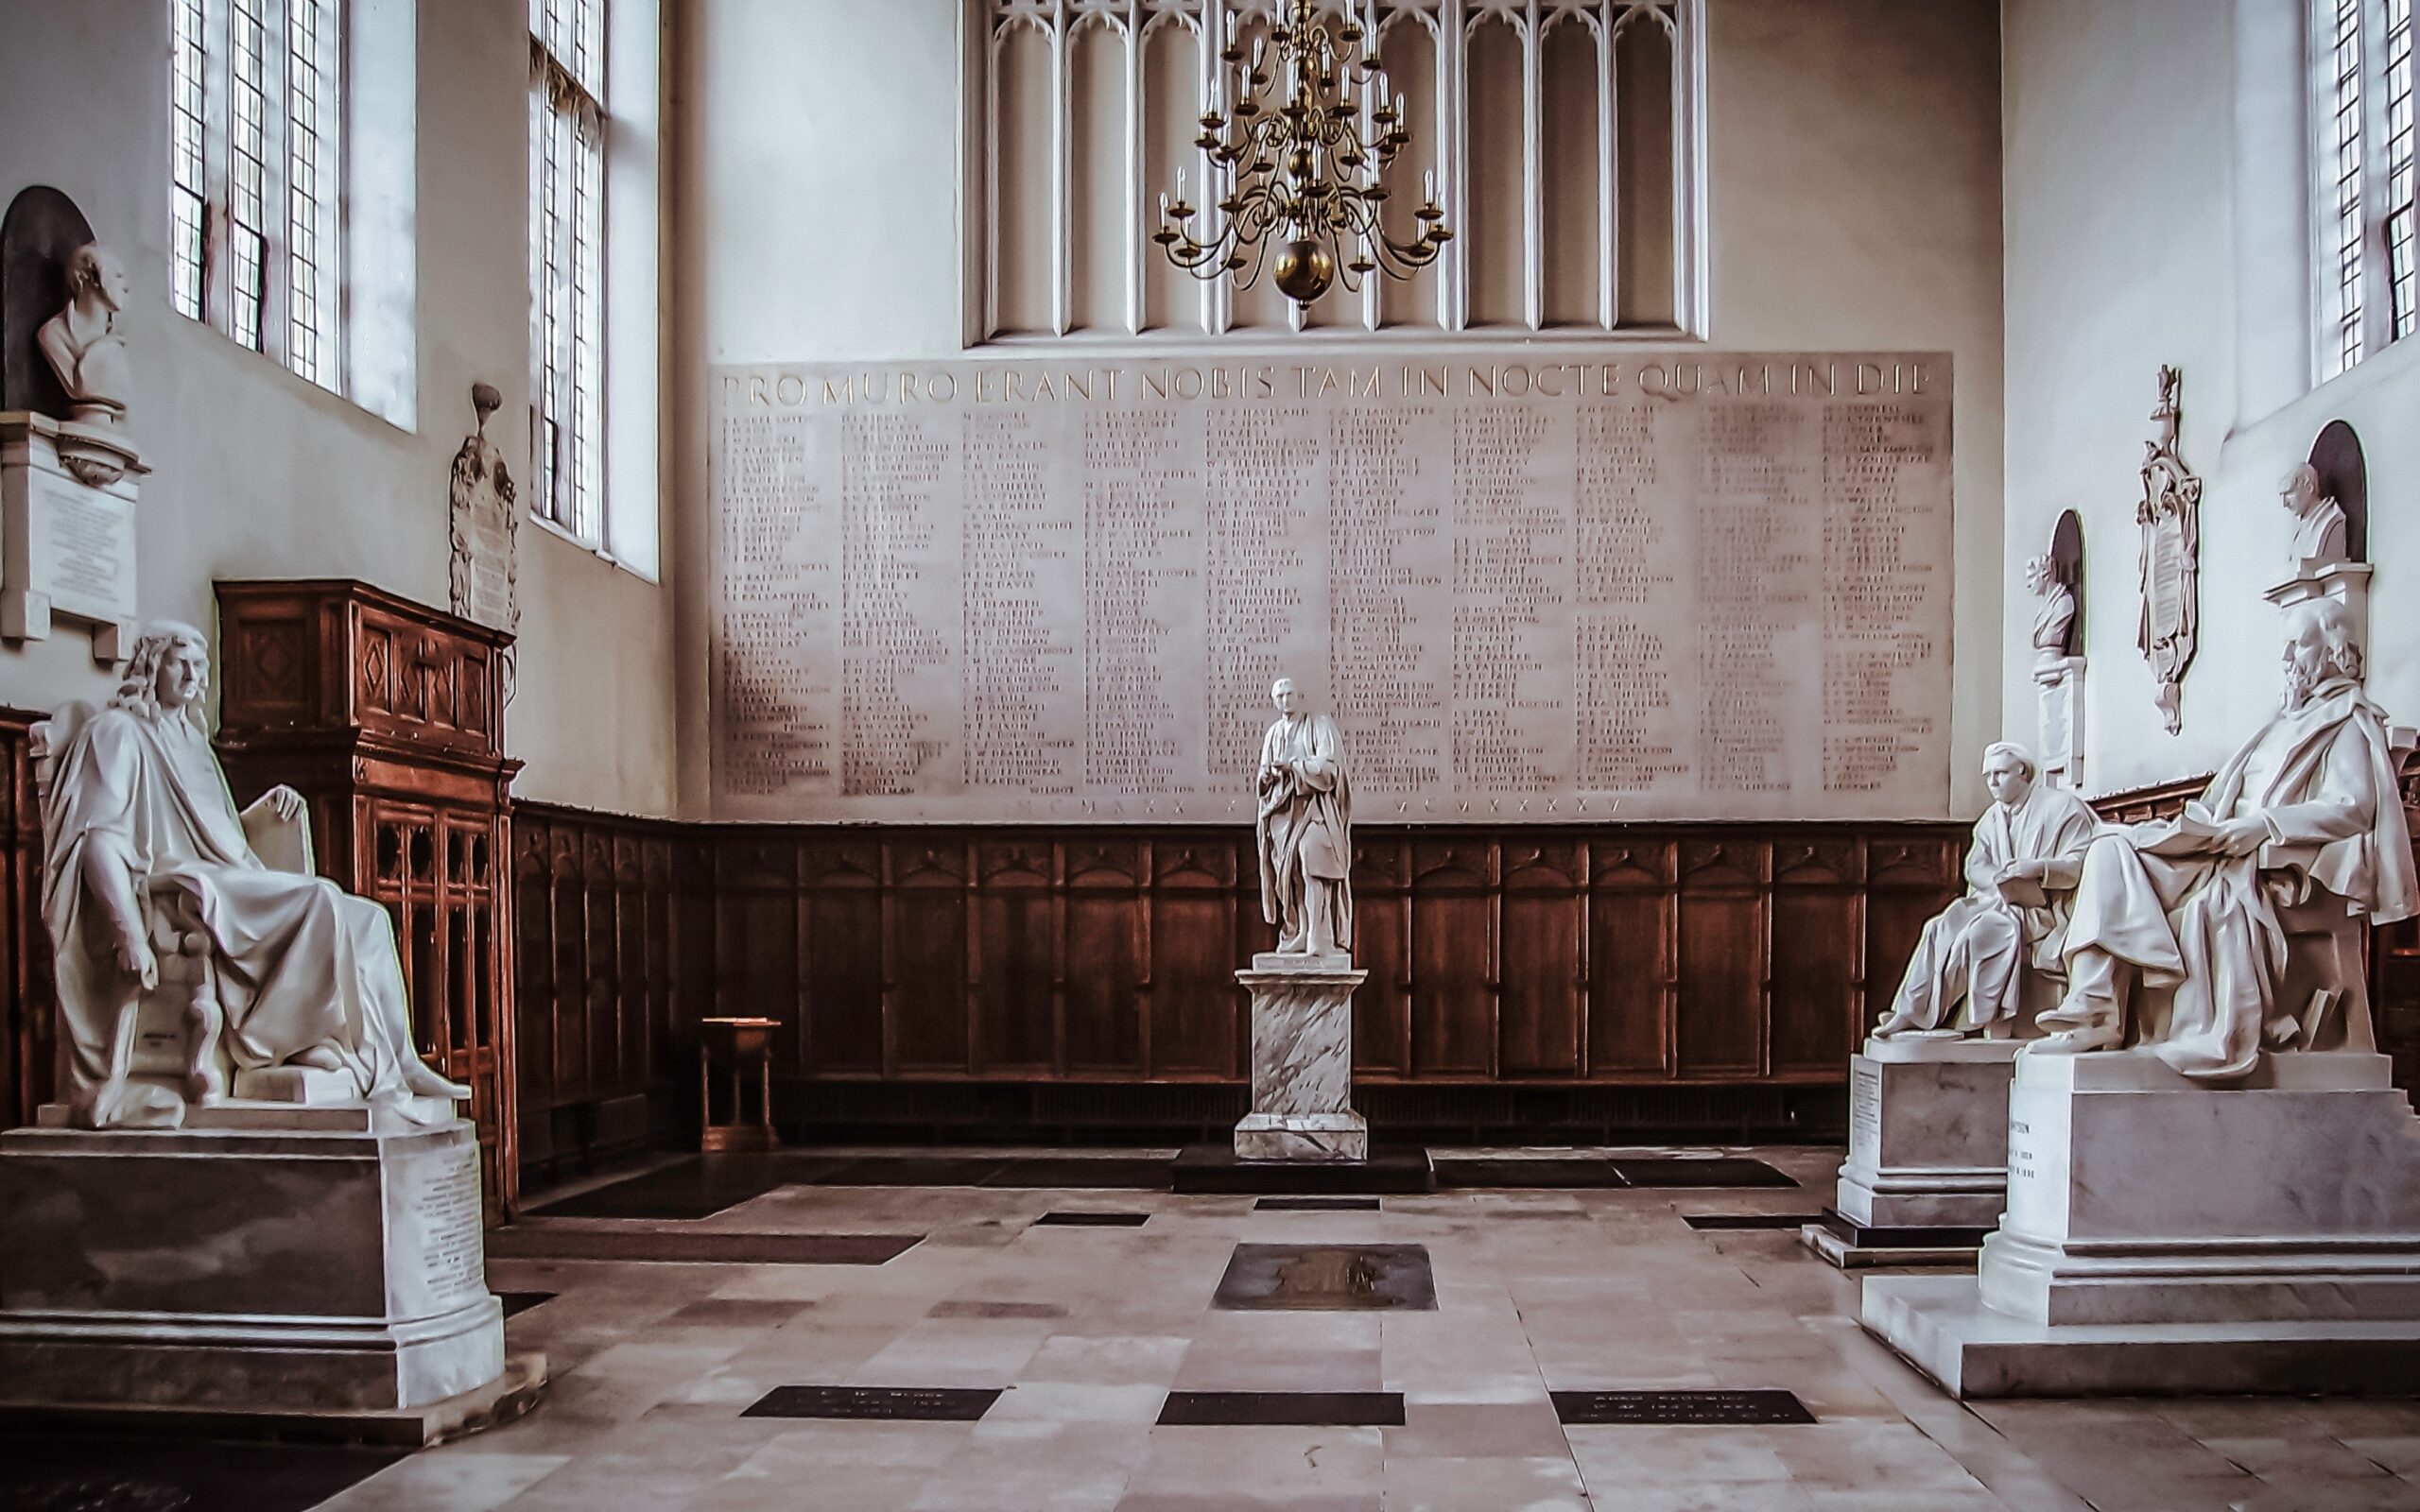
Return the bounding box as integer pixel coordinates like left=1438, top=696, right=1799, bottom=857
left=1874, top=742, right=2098, bottom=1040
left=2033, top=597, right=2415, bottom=1076
left=2278, top=462, right=2349, bottom=566
left=1254, top=677, right=1353, bottom=959
left=2024, top=553, right=2076, bottom=674
left=39, top=622, right=471, bottom=1129
left=35, top=241, right=133, bottom=427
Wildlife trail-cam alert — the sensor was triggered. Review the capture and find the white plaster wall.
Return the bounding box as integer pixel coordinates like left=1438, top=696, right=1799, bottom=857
left=2003, top=0, right=2420, bottom=795
left=0, top=0, right=677, bottom=816
left=671, top=0, right=2009, bottom=818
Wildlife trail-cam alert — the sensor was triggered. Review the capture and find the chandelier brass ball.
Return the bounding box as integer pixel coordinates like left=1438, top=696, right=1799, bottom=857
left=1272, top=238, right=1336, bottom=303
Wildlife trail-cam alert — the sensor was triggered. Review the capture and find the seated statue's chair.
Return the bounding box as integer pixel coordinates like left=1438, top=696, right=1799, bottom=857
left=32, top=703, right=317, bottom=1112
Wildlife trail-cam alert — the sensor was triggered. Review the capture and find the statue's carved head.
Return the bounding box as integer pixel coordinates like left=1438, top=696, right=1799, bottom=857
left=2279, top=462, right=2330, bottom=519
left=112, top=621, right=210, bottom=720
left=2283, top=598, right=2362, bottom=709
left=1982, top=741, right=2038, bottom=808
left=64, top=242, right=130, bottom=313
left=1270, top=677, right=1304, bottom=715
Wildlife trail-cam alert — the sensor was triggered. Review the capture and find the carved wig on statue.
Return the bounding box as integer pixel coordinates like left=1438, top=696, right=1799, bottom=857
left=1875, top=741, right=2098, bottom=1039
left=39, top=621, right=468, bottom=1129
left=2034, top=598, right=2417, bottom=1080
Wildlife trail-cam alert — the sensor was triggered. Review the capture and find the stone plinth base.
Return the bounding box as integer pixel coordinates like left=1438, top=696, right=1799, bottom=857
left=1864, top=1048, right=2420, bottom=1396
left=0, top=1351, right=550, bottom=1447
left=0, top=1117, right=509, bottom=1414
left=1236, top=957, right=1368, bottom=1164
left=1806, top=1038, right=2016, bottom=1269
left=1862, top=1276, right=2420, bottom=1398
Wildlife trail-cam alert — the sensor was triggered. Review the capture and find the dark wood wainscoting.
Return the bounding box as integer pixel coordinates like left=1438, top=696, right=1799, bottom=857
left=509, top=810, right=1966, bottom=1156
left=1, top=708, right=48, bottom=1128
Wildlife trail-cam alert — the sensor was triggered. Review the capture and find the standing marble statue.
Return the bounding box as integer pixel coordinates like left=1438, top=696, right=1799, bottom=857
left=35, top=241, right=133, bottom=427
left=41, top=622, right=470, bottom=1129
left=1255, top=677, right=1353, bottom=958
left=2034, top=598, right=2416, bottom=1076
left=1875, top=742, right=2099, bottom=1039
left=2279, top=462, right=2350, bottom=566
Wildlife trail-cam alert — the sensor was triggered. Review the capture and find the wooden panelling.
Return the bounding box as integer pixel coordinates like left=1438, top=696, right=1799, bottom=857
left=1, top=709, right=49, bottom=1128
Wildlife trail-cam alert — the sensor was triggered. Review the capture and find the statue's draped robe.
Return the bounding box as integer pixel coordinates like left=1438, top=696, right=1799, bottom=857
left=1256, top=713, right=1352, bottom=952
left=1884, top=783, right=2099, bottom=1034
left=2064, top=678, right=2417, bottom=1080
left=42, top=705, right=430, bottom=1127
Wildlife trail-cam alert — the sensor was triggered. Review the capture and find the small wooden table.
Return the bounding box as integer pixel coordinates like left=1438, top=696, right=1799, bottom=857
left=699, top=1016, right=781, bottom=1153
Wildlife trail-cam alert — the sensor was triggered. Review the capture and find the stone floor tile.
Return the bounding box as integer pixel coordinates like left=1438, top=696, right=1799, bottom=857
left=315, top=1452, right=571, bottom=1512
left=1376, top=1454, right=1590, bottom=1511
left=1563, top=1424, right=1790, bottom=1487
left=990, top=1382, right=1171, bottom=1422
left=2198, top=1433, right=2399, bottom=1480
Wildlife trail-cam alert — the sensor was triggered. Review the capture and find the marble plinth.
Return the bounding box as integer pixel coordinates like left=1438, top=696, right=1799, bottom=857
left=1806, top=1039, right=2018, bottom=1270
left=1235, top=957, right=1368, bottom=1163
left=1863, top=1049, right=2420, bottom=1396
left=0, top=1117, right=508, bottom=1414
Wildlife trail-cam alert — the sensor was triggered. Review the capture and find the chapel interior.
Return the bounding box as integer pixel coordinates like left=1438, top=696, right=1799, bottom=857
left=5, top=1, right=2420, bottom=1508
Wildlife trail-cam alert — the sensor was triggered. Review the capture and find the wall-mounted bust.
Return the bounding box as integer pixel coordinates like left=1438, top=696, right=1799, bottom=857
left=2025, top=551, right=2076, bottom=672
left=35, top=240, right=132, bottom=427
left=2278, top=461, right=2348, bottom=567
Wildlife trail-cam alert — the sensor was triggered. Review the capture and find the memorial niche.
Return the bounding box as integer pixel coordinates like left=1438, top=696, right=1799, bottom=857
left=709, top=352, right=1955, bottom=824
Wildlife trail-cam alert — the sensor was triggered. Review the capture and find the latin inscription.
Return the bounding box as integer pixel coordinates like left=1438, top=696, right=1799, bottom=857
left=709, top=352, right=1953, bottom=822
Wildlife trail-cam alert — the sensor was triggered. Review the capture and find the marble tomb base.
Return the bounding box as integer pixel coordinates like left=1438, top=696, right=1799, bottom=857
left=1863, top=1050, right=2420, bottom=1396
left=0, top=1113, right=526, bottom=1423
left=1235, top=954, right=1368, bottom=1163
left=1804, top=1037, right=2017, bottom=1269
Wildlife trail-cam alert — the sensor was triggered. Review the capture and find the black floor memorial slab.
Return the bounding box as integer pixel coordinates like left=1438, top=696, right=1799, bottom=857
left=484, top=1227, right=921, bottom=1265
left=982, top=1157, right=1172, bottom=1189
left=0, top=1431, right=409, bottom=1512
left=1171, top=1143, right=1435, bottom=1194
left=742, top=1386, right=1002, bottom=1421
left=1031, top=1211, right=1151, bottom=1227
left=927, top=1299, right=1069, bottom=1318
left=497, top=1290, right=558, bottom=1317
left=1433, top=1156, right=1631, bottom=1189
left=1683, top=1211, right=1831, bottom=1230
left=1157, top=1391, right=1406, bottom=1426
left=1212, top=1244, right=1437, bottom=1312
left=1255, top=1196, right=1382, bottom=1211
left=663, top=1297, right=816, bottom=1327
left=526, top=1153, right=853, bottom=1219
left=1551, top=1390, right=1816, bottom=1425
left=1612, top=1158, right=1797, bottom=1189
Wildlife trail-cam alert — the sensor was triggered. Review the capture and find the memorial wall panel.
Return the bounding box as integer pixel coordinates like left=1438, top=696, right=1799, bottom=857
left=711, top=352, right=1954, bottom=823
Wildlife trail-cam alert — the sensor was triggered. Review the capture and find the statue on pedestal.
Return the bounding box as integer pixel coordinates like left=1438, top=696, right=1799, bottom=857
left=1255, top=676, right=1353, bottom=959
left=34, top=241, right=132, bottom=429
left=2279, top=462, right=2350, bottom=568
left=2026, top=553, right=2076, bottom=675
left=2034, top=598, right=2416, bottom=1078
left=1874, top=742, right=2098, bottom=1040
left=38, top=622, right=471, bottom=1129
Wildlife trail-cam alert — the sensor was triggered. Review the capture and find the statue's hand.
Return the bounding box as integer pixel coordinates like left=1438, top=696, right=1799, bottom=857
left=2217, top=816, right=2271, bottom=858
left=260, top=784, right=306, bottom=822
left=115, top=928, right=158, bottom=991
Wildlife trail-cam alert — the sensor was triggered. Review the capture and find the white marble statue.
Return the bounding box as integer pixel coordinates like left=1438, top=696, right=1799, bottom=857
left=1255, top=677, right=1353, bottom=958
left=2033, top=598, right=2417, bottom=1077
left=1875, top=742, right=2099, bottom=1040
left=2025, top=553, right=2076, bottom=674
left=40, top=622, right=471, bottom=1129
left=35, top=241, right=133, bottom=427
left=2279, top=462, right=2349, bottom=566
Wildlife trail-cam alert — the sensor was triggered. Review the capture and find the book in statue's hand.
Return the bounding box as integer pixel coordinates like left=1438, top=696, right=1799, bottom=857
left=1995, top=870, right=2048, bottom=909
left=2137, top=801, right=2227, bottom=859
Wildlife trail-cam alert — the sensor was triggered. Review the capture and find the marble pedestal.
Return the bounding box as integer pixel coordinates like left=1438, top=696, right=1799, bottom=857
left=1863, top=1050, right=2420, bottom=1396
left=1235, top=954, right=1368, bottom=1162
left=0, top=1115, right=510, bottom=1415
left=1804, top=1037, right=2017, bottom=1269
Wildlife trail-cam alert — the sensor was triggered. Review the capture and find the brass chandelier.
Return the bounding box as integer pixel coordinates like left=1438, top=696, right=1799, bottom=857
left=1152, top=0, right=1451, bottom=308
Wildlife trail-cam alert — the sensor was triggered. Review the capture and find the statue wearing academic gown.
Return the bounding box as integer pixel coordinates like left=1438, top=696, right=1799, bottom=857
left=40, top=622, right=470, bottom=1129
left=1255, top=677, right=1353, bottom=959
left=1876, top=742, right=2099, bottom=1039
left=2034, top=598, right=2418, bottom=1080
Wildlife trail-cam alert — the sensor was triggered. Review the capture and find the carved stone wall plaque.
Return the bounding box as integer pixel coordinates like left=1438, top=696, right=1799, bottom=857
left=707, top=352, right=1956, bottom=822
left=2134, top=366, right=2201, bottom=735
left=447, top=384, right=518, bottom=637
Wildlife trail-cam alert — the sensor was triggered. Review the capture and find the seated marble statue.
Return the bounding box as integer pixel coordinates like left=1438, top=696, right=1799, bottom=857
left=2033, top=598, right=2417, bottom=1078
left=1874, top=741, right=2098, bottom=1040
left=40, top=621, right=470, bottom=1129
left=35, top=241, right=133, bottom=426
left=1256, top=676, right=1353, bottom=958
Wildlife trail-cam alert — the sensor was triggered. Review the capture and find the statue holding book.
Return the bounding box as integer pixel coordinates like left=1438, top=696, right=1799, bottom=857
left=1874, top=742, right=2098, bottom=1040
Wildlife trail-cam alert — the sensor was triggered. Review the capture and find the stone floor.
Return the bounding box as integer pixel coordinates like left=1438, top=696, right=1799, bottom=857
left=310, top=1143, right=2420, bottom=1512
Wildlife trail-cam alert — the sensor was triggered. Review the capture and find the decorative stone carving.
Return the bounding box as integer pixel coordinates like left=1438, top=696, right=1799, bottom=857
left=1236, top=677, right=1367, bottom=1162
left=447, top=382, right=520, bottom=637
left=2134, top=365, right=2201, bottom=735
left=36, top=243, right=131, bottom=434
left=1873, top=742, right=2096, bottom=1042
left=34, top=622, right=474, bottom=1130
left=2033, top=597, right=2414, bottom=1078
